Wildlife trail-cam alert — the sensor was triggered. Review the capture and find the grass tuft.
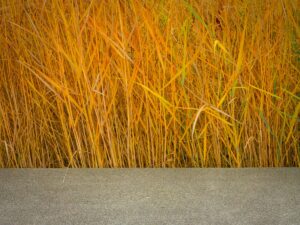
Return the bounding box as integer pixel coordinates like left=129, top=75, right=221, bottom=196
left=0, top=0, right=299, bottom=167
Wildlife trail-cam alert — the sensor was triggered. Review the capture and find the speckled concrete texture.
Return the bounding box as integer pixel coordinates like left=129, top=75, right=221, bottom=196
left=0, top=169, right=299, bottom=225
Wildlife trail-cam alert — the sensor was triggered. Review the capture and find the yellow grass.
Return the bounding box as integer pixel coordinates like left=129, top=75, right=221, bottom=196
left=0, top=0, right=299, bottom=167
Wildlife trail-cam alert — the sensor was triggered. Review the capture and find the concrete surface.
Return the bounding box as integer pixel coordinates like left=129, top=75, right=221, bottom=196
left=0, top=169, right=299, bottom=225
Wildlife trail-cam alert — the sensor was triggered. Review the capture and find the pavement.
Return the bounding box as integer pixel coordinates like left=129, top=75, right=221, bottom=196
left=0, top=168, right=299, bottom=225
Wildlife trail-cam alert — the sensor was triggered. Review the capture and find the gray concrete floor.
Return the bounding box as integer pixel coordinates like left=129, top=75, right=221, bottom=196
left=0, top=169, right=299, bottom=225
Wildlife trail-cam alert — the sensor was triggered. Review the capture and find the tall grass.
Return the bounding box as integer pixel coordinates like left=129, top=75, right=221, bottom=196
left=0, top=0, right=299, bottom=167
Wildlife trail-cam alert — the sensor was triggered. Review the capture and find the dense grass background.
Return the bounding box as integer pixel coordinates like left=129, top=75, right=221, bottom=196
left=0, top=0, right=299, bottom=167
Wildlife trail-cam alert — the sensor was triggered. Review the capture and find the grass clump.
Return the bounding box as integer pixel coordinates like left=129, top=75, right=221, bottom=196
left=0, top=0, right=299, bottom=167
